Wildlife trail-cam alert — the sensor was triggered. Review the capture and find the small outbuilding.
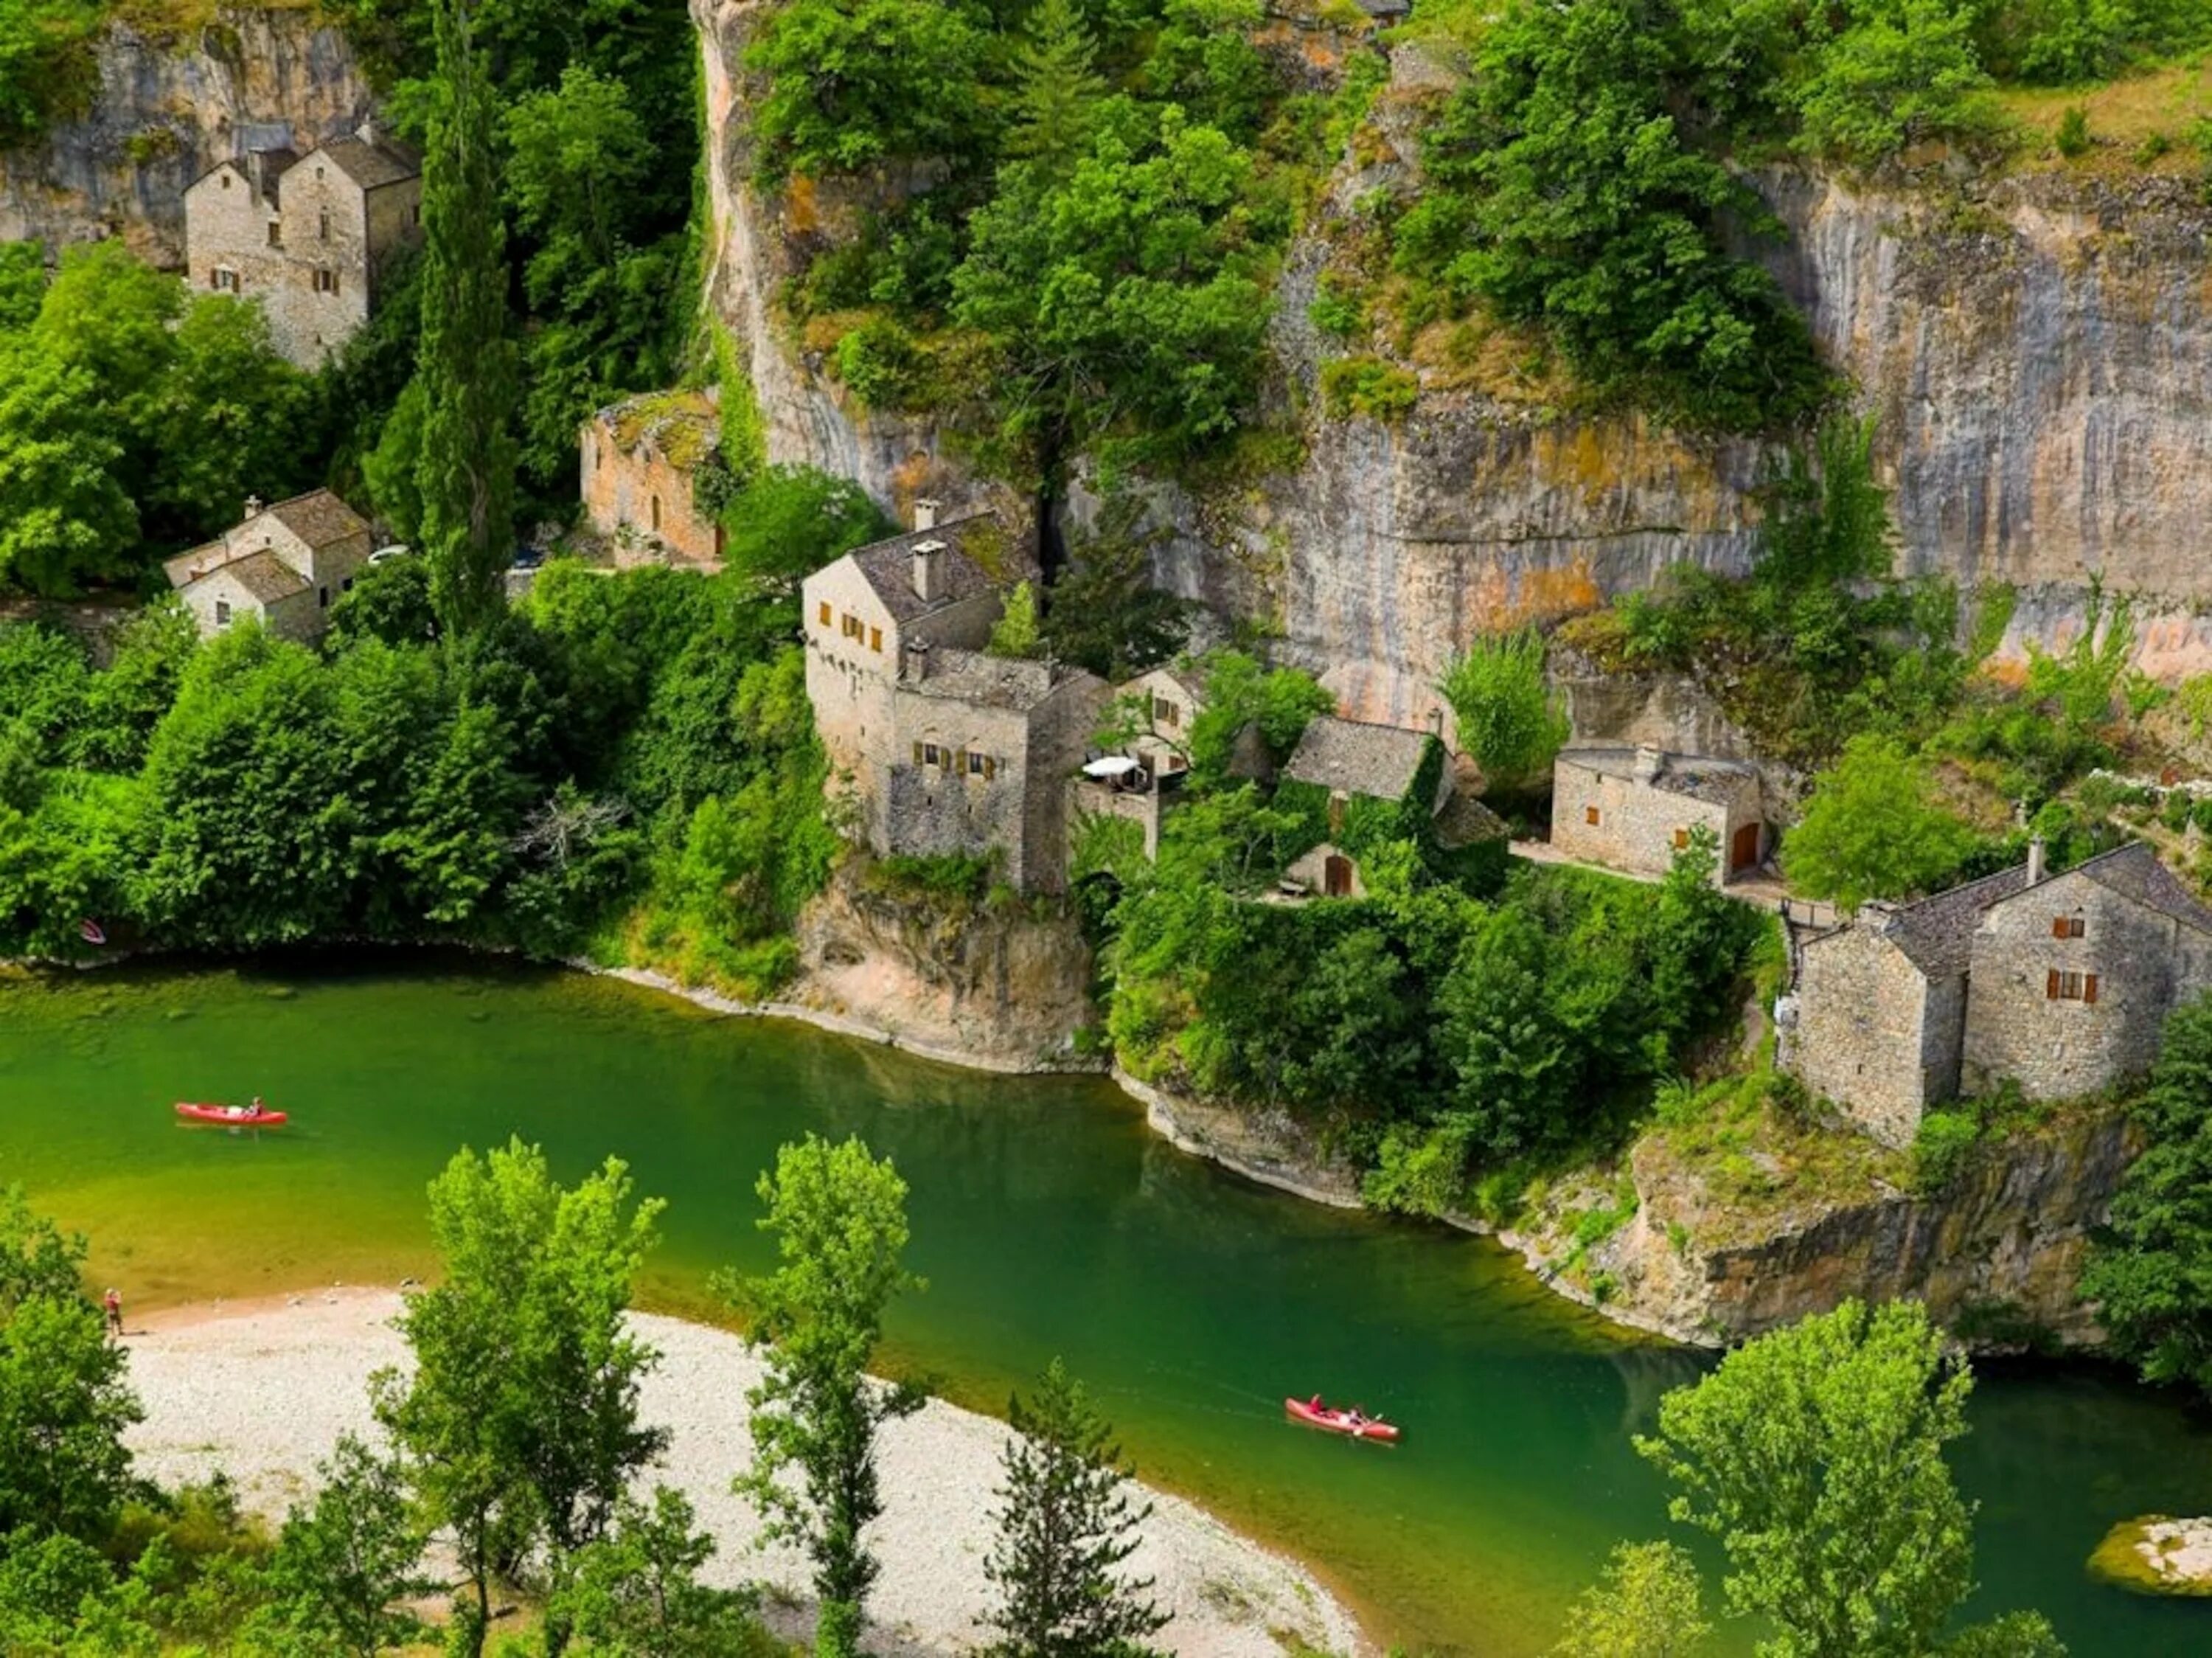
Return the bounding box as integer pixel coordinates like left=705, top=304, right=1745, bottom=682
left=164, top=490, right=374, bottom=643
left=580, top=390, right=726, bottom=570
left=1548, top=746, right=1766, bottom=884
left=1276, top=715, right=1452, bottom=899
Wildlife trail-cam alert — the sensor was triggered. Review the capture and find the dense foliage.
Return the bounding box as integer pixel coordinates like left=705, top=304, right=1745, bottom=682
left=2081, top=990, right=2212, bottom=1403
left=0, top=514, right=868, bottom=992
left=1624, top=1299, right=2065, bottom=1657
left=1440, top=627, right=1569, bottom=794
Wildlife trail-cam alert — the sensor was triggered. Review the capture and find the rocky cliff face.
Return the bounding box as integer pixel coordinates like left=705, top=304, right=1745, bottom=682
left=788, top=859, right=1097, bottom=1072
left=1526, top=1109, right=2137, bottom=1350
left=689, top=12, right=2212, bottom=718
left=0, top=10, right=372, bottom=267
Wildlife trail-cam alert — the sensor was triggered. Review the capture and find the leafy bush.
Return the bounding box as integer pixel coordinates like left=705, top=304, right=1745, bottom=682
left=1319, top=356, right=1419, bottom=421
left=2056, top=104, right=2091, bottom=156
left=1784, top=735, right=1980, bottom=909
left=1910, top=1108, right=1981, bottom=1196
left=1439, top=629, right=1568, bottom=792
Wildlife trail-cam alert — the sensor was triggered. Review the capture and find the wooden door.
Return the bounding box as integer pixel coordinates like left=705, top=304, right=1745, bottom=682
left=1730, top=822, right=1760, bottom=873
left=1324, top=854, right=1354, bottom=898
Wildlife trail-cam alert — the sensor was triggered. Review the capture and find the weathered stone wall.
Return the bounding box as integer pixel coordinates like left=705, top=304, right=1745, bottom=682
left=1793, top=926, right=1935, bottom=1148
left=1548, top=757, right=1739, bottom=881
left=0, top=11, right=372, bottom=266
left=582, top=429, right=723, bottom=569
left=883, top=694, right=1037, bottom=880
left=1962, top=870, right=2201, bottom=1100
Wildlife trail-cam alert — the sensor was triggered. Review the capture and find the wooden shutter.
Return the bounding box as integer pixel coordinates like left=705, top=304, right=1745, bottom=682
left=955, top=749, right=969, bottom=774
left=818, top=601, right=831, bottom=626
left=984, top=755, right=996, bottom=780
left=2047, top=969, right=2061, bottom=1000
left=870, top=626, right=882, bottom=652
left=2085, top=974, right=2099, bottom=1005
left=912, top=741, right=923, bottom=766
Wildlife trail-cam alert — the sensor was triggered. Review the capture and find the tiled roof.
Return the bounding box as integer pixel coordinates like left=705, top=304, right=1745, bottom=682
left=265, top=489, right=370, bottom=549
left=163, top=539, right=229, bottom=590
left=223, top=550, right=312, bottom=604
left=1559, top=746, right=1759, bottom=805
left=900, top=648, right=1102, bottom=713
left=2033, top=842, right=2212, bottom=937
left=317, top=133, right=420, bottom=192
left=1434, top=788, right=1509, bottom=850
left=1283, top=715, right=1436, bottom=804
left=1354, top=0, right=1411, bottom=16
left=846, top=514, right=1000, bottom=624
left=1874, top=866, right=2032, bottom=978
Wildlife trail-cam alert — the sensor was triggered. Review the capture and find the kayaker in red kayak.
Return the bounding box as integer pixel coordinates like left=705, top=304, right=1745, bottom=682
left=1285, top=1394, right=1400, bottom=1442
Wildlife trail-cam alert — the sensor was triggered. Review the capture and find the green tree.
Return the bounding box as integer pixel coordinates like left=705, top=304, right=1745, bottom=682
left=984, top=1359, right=1169, bottom=1658
left=0, top=347, right=136, bottom=595
left=745, top=0, right=993, bottom=180
left=0, top=0, right=102, bottom=146
left=254, top=1435, right=427, bottom=1657
left=1781, top=734, right=1978, bottom=908
left=988, top=581, right=1043, bottom=659
left=1550, top=1541, right=1710, bottom=1658
left=1184, top=651, right=1332, bottom=788
left=1006, top=0, right=1108, bottom=176
left=1039, top=499, right=1189, bottom=680
left=714, top=465, right=891, bottom=597
left=1439, top=629, right=1569, bottom=792
left=728, top=1135, right=925, bottom=1658
left=1790, top=0, right=2001, bottom=167
left=1636, top=1300, right=1984, bottom=1658
left=2081, top=990, right=2212, bottom=1400
left=143, top=296, right=318, bottom=548
left=373, top=1140, right=668, bottom=1657
left=0, top=1193, right=142, bottom=1542
left=552, top=1486, right=773, bottom=1658
left=415, top=0, right=520, bottom=637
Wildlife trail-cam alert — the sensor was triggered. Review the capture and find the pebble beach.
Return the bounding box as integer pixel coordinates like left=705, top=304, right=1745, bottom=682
left=122, top=1290, right=1360, bottom=1658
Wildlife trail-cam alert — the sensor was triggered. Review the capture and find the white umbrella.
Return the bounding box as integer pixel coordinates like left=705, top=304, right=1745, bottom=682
left=1083, top=756, right=1142, bottom=779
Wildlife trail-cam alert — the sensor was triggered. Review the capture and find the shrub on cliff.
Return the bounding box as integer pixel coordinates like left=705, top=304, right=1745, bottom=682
left=1782, top=735, right=1980, bottom=909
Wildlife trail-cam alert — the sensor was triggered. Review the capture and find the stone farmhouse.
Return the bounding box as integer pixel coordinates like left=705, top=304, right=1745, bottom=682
left=163, top=490, right=374, bottom=643
left=1792, top=840, right=2212, bottom=1147
left=580, top=390, right=725, bottom=570
left=1549, top=746, right=1767, bottom=884
left=801, top=507, right=1109, bottom=893
left=1277, top=715, right=1453, bottom=899
left=183, top=122, right=422, bottom=368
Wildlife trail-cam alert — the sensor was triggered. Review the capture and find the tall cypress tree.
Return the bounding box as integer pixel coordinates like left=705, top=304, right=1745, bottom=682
left=984, top=1359, right=1170, bottom=1658
left=1006, top=0, right=1106, bottom=177
left=414, top=0, right=517, bottom=638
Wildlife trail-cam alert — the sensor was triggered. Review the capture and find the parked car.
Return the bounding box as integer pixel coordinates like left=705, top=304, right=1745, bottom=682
left=510, top=547, right=546, bottom=570
left=368, top=544, right=411, bottom=564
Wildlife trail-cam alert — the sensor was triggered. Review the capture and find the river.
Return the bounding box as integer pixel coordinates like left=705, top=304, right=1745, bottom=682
left=2, top=956, right=2208, bottom=1654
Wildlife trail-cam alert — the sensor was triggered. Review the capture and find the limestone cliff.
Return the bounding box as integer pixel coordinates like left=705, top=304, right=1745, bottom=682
left=785, top=858, right=1097, bottom=1072
left=1516, top=1107, right=2136, bottom=1350
left=0, top=9, right=372, bottom=267
left=689, top=10, right=2212, bottom=721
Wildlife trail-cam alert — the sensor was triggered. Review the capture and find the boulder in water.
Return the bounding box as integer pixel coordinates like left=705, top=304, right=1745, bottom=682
left=2088, top=1516, right=2212, bottom=1596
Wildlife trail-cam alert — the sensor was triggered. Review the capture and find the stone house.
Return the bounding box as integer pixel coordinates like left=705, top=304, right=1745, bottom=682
left=183, top=121, right=422, bottom=368
left=1276, top=715, right=1453, bottom=899
left=1069, top=665, right=1210, bottom=860
left=1794, top=840, right=2212, bottom=1147
left=580, top=390, right=726, bottom=570
left=163, top=490, right=374, bottom=643
left=1549, top=746, right=1767, bottom=884
left=801, top=506, right=1107, bottom=892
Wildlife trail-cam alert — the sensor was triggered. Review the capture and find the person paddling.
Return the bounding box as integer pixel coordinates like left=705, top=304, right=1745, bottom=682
left=103, top=1288, right=122, bottom=1339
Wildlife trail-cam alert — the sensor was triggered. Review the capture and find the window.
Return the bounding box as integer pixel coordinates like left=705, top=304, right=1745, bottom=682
left=341, top=577, right=353, bottom=592
left=1672, top=828, right=1690, bottom=850
left=319, top=586, right=330, bottom=608
left=266, top=221, right=282, bottom=248
left=1152, top=696, right=1179, bottom=727
left=818, top=600, right=832, bottom=627
left=313, top=268, right=338, bottom=295
left=214, top=600, right=232, bottom=625
left=2047, top=971, right=2100, bottom=1003
left=2052, top=915, right=2085, bottom=939
left=869, top=625, right=882, bottom=653
left=212, top=267, right=239, bottom=294
left=412, top=204, right=422, bottom=226
left=650, top=495, right=662, bottom=532
left=920, top=742, right=946, bottom=769
left=842, top=613, right=866, bottom=640
left=967, top=751, right=987, bottom=777
left=220, top=173, right=231, bottom=190
left=1585, top=805, right=1601, bottom=826
left=319, top=209, right=330, bottom=241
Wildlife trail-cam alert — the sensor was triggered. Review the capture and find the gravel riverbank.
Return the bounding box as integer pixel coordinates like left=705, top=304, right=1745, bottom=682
left=124, top=1291, right=1360, bottom=1658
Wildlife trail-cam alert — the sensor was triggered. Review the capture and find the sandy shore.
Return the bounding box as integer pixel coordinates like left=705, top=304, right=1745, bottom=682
left=124, top=1291, right=1359, bottom=1658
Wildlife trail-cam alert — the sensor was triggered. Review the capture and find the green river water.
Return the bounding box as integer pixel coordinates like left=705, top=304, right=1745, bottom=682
left=2, top=956, right=2209, bottom=1655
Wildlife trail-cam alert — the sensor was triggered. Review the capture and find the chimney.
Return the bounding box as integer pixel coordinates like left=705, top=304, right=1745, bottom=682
left=913, top=497, right=940, bottom=532
left=243, top=493, right=264, bottom=522
left=1633, top=745, right=1663, bottom=783
left=1427, top=707, right=1444, bottom=737
left=2027, top=834, right=2048, bottom=887
left=358, top=114, right=380, bottom=148
left=904, top=639, right=930, bottom=681
left=911, top=538, right=947, bottom=604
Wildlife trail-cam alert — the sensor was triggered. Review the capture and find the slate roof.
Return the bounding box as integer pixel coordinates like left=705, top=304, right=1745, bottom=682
left=163, top=540, right=229, bottom=589
left=223, top=551, right=312, bottom=604
left=1869, top=866, right=2032, bottom=979
left=1354, top=0, right=1412, bottom=16
left=1559, top=746, right=1760, bottom=805
left=2019, top=841, right=2212, bottom=937
left=900, top=648, right=1102, bottom=714
left=846, top=513, right=1000, bottom=624
left=1434, top=788, right=1509, bottom=850
left=318, top=133, right=421, bottom=192
left=187, top=148, right=297, bottom=195
left=1283, top=715, right=1436, bottom=805
left=265, top=490, right=370, bottom=549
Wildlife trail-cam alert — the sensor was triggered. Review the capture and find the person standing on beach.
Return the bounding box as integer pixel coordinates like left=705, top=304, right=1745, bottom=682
left=103, top=1287, right=122, bottom=1339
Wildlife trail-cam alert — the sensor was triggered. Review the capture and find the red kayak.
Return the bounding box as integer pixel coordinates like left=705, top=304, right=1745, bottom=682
left=175, top=1102, right=288, bottom=1127
left=1286, top=1396, right=1399, bottom=1442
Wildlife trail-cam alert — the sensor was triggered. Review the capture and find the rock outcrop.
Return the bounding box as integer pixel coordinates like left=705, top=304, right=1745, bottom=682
left=787, top=859, right=1097, bottom=1072
left=1529, top=1107, right=2136, bottom=1350
left=0, top=10, right=373, bottom=267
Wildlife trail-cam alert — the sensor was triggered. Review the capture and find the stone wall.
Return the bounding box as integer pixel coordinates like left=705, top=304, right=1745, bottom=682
left=882, top=695, right=1037, bottom=880
left=1961, top=870, right=2211, bottom=1100
left=1793, top=926, right=1937, bottom=1148
left=1548, top=758, right=1740, bottom=881
left=0, top=11, right=372, bottom=266
left=582, top=426, right=723, bottom=569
